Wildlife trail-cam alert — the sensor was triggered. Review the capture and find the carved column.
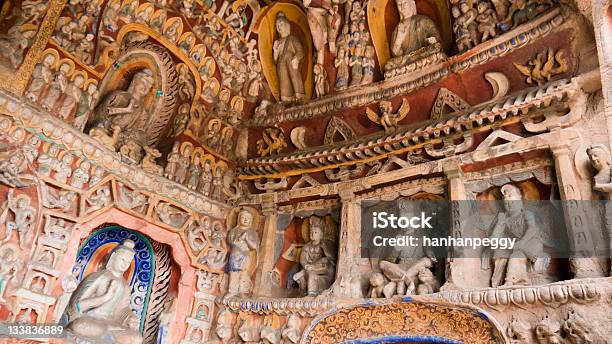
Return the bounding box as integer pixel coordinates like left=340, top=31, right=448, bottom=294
left=551, top=143, right=604, bottom=278
left=253, top=194, right=278, bottom=296
left=443, top=165, right=489, bottom=289
left=333, top=184, right=363, bottom=297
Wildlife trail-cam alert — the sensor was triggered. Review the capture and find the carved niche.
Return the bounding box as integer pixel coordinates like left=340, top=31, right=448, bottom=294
left=86, top=41, right=181, bottom=149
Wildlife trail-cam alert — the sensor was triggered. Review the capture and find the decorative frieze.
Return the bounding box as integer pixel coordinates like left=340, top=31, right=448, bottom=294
left=242, top=77, right=579, bottom=178
left=220, top=295, right=336, bottom=316
left=430, top=278, right=603, bottom=308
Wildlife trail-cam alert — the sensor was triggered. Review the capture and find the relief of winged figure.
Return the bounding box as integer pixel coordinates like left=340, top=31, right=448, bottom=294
left=366, top=98, right=411, bottom=132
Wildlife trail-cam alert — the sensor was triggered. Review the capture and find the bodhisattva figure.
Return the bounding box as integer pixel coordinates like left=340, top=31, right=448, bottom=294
left=211, top=166, right=224, bottom=200
left=26, top=53, right=56, bottom=102
left=42, top=62, right=71, bottom=111
left=74, top=83, right=99, bottom=132
left=273, top=12, right=305, bottom=102
left=198, top=160, right=213, bottom=196
left=481, top=183, right=548, bottom=287
left=226, top=209, right=259, bottom=297
left=1, top=190, right=35, bottom=248
left=587, top=144, right=612, bottom=275
left=91, top=69, right=154, bottom=146
left=64, top=240, right=143, bottom=344
left=164, top=142, right=180, bottom=180
left=293, top=216, right=336, bottom=296
left=186, top=154, right=202, bottom=190
left=174, top=145, right=192, bottom=184
left=60, top=74, right=85, bottom=120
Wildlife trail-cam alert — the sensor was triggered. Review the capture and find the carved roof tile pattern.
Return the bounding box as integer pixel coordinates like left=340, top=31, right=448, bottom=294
left=241, top=77, right=576, bottom=177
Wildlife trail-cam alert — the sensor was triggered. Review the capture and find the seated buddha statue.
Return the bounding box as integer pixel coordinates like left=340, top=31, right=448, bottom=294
left=64, top=240, right=143, bottom=344
left=384, top=0, right=444, bottom=77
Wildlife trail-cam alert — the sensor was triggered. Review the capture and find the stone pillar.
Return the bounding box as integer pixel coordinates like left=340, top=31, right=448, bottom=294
left=442, top=165, right=490, bottom=289
left=333, top=184, right=363, bottom=297
left=551, top=143, right=604, bottom=278
left=253, top=194, right=278, bottom=296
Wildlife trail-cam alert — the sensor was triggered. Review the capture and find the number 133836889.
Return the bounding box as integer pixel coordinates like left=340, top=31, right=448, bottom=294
left=0, top=323, right=65, bottom=339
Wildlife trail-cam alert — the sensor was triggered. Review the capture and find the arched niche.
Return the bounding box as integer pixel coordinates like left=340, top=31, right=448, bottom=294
left=55, top=208, right=197, bottom=344
left=253, top=2, right=314, bottom=101
left=301, top=300, right=506, bottom=344
left=367, top=0, right=452, bottom=68
left=70, top=226, right=162, bottom=336
left=88, top=41, right=180, bottom=149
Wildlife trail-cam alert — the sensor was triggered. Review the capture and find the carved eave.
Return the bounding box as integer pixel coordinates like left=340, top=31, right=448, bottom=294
left=220, top=295, right=337, bottom=316
left=0, top=90, right=231, bottom=218
left=427, top=277, right=606, bottom=308
left=247, top=8, right=566, bottom=127
left=240, top=77, right=582, bottom=179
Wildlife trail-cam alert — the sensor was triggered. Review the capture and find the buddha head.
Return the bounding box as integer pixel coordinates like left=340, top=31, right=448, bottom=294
left=59, top=62, right=71, bottom=75
left=238, top=209, right=253, bottom=228
left=128, top=69, right=154, bottom=100
left=396, top=0, right=417, bottom=19
left=587, top=144, right=611, bottom=172
left=309, top=219, right=323, bottom=244
left=275, top=12, right=291, bottom=38
left=16, top=195, right=30, bottom=208
left=501, top=184, right=523, bottom=214
left=42, top=53, right=56, bottom=67
left=86, top=82, right=97, bottom=95
left=106, top=239, right=136, bottom=275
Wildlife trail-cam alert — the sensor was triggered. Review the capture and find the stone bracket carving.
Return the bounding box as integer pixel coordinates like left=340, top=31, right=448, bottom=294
left=424, top=135, right=474, bottom=158
left=521, top=88, right=586, bottom=133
